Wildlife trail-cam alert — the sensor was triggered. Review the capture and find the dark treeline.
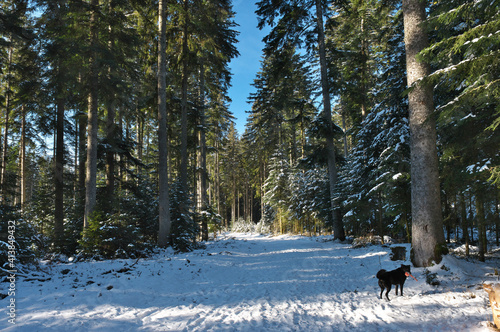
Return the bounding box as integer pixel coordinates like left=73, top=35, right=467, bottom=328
left=0, top=0, right=499, bottom=268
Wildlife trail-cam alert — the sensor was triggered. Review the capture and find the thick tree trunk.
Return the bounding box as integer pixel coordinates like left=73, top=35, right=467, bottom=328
left=180, top=0, right=190, bottom=190
left=83, top=0, right=99, bottom=229
left=403, top=0, right=445, bottom=267
left=315, top=0, right=345, bottom=240
left=157, top=0, right=172, bottom=247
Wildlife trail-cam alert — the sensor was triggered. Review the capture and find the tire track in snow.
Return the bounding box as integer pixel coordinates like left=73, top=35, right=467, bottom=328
left=181, top=235, right=353, bottom=331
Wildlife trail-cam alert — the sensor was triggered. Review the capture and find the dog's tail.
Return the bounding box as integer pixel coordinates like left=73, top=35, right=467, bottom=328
left=376, top=269, right=386, bottom=279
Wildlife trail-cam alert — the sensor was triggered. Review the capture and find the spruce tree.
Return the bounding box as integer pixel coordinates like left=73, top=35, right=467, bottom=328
left=403, top=0, right=446, bottom=267
left=83, top=0, right=100, bottom=229
left=157, top=0, right=171, bottom=247
left=421, top=0, right=500, bottom=186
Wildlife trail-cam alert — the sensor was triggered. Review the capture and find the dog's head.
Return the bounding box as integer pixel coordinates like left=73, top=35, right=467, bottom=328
left=401, top=264, right=411, bottom=273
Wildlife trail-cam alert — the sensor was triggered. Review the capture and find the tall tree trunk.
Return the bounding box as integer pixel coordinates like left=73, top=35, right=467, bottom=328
left=78, top=110, right=87, bottom=205
left=77, top=74, right=86, bottom=207
left=118, top=107, right=124, bottom=188
left=403, top=0, right=445, bottom=267
left=197, top=62, right=208, bottom=241
left=459, top=191, right=469, bottom=256
left=260, top=162, right=265, bottom=223
left=105, top=8, right=115, bottom=213
left=84, top=0, right=100, bottom=229
left=215, top=133, right=220, bottom=217
left=496, top=189, right=500, bottom=246
left=342, top=110, right=348, bottom=157
left=137, top=110, right=144, bottom=161
left=157, top=0, right=172, bottom=247
left=476, top=190, right=486, bottom=262
left=20, top=105, right=27, bottom=211
left=1, top=45, right=12, bottom=203
left=180, top=0, right=190, bottom=190
left=315, top=0, right=345, bottom=240
left=105, top=103, right=115, bottom=211
left=360, top=15, right=368, bottom=118
left=232, top=172, right=236, bottom=225
left=55, top=97, right=65, bottom=248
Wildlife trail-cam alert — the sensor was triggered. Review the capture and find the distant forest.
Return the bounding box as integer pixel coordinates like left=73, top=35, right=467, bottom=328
left=0, top=1, right=498, bottom=264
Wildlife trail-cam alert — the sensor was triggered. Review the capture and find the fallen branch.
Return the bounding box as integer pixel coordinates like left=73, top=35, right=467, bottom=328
left=102, top=258, right=141, bottom=275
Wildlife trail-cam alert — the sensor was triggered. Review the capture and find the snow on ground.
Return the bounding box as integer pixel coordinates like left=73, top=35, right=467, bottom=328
left=1, top=233, right=498, bottom=331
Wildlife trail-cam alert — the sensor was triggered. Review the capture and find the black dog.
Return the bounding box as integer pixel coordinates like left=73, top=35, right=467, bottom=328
left=376, top=264, right=411, bottom=301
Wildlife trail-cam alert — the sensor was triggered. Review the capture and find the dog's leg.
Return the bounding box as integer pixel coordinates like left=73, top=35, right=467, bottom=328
left=400, top=282, right=404, bottom=296
left=379, top=281, right=385, bottom=299
left=385, top=284, right=392, bottom=301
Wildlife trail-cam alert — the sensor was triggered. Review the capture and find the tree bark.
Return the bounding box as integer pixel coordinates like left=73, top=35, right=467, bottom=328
left=403, top=0, right=445, bottom=267
left=1, top=45, right=12, bottom=203
left=78, top=109, right=87, bottom=205
left=55, top=97, right=65, bottom=248
left=105, top=5, right=115, bottom=212
left=476, top=190, right=486, bottom=262
left=83, top=0, right=100, bottom=229
left=180, top=0, right=190, bottom=191
left=157, top=0, right=172, bottom=247
left=459, top=192, right=469, bottom=256
left=197, top=62, right=208, bottom=241
left=20, top=105, right=27, bottom=211
left=105, top=103, right=115, bottom=211
left=315, top=0, right=345, bottom=240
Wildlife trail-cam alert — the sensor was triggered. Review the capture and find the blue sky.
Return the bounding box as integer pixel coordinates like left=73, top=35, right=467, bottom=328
left=228, top=1, right=270, bottom=135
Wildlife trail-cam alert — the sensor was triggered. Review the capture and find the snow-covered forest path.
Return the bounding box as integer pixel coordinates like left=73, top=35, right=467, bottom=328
left=1, top=233, right=495, bottom=331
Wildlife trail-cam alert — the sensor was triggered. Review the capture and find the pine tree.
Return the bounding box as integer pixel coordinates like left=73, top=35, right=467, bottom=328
left=263, top=149, right=292, bottom=234
left=403, top=0, right=446, bottom=267
left=83, top=0, right=100, bottom=229
left=157, top=0, right=171, bottom=247
left=169, top=180, right=198, bottom=252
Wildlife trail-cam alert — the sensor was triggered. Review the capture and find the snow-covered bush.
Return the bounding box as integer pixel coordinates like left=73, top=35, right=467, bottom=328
left=231, top=218, right=272, bottom=235
left=199, top=204, right=223, bottom=237
left=78, top=207, right=154, bottom=259
left=254, top=220, right=272, bottom=234
left=231, top=218, right=255, bottom=233
left=169, top=180, right=198, bottom=253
